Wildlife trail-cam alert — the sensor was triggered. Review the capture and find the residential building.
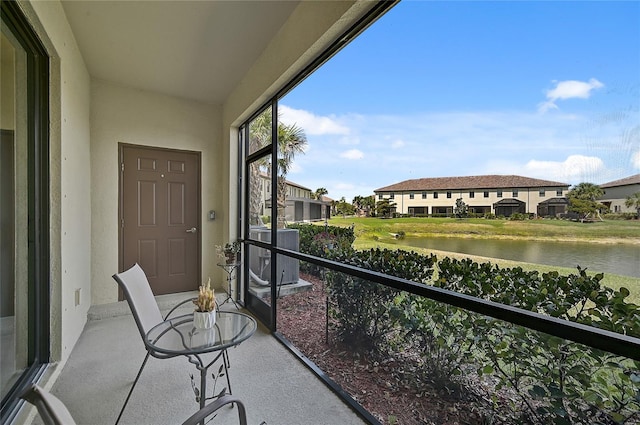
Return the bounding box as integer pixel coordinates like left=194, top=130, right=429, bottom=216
left=257, top=174, right=331, bottom=224
left=598, top=174, right=640, bottom=213
left=374, top=175, right=570, bottom=217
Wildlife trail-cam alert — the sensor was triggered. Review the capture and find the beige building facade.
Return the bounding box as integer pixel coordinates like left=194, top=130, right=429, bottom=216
left=599, top=174, right=640, bottom=214
left=375, top=175, right=570, bottom=217
left=257, top=174, right=330, bottom=223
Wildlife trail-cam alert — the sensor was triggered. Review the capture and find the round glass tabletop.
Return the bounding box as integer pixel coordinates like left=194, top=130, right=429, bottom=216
left=145, top=311, right=257, bottom=356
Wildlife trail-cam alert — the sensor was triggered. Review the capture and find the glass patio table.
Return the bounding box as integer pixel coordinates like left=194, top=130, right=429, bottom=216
left=145, top=311, right=257, bottom=410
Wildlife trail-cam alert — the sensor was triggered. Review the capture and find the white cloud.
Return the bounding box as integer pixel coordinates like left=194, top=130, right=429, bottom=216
left=279, top=105, right=350, bottom=135
left=391, top=139, right=405, bottom=149
left=538, top=78, right=604, bottom=113
left=524, top=155, right=605, bottom=182
left=632, top=150, right=640, bottom=169
left=288, top=108, right=635, bottom=199
left=340, top=149, right=364, bottom=160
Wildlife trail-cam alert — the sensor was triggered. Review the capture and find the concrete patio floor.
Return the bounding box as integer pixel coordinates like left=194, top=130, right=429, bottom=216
left=27, top=293, right=366, bottom=425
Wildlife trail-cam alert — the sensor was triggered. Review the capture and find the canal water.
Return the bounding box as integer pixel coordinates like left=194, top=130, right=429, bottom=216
left=390, top=236, right=640, bottom=278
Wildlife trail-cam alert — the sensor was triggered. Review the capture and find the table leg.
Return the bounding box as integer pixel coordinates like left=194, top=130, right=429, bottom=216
left=189, top=351, right=232, bottom=424
left=200, top=366, right=207, bottom=410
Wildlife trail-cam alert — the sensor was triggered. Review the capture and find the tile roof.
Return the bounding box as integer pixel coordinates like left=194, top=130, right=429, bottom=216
left=374, top=175, right=569, bottom=192
left=599, top=174, right=640, bottom=188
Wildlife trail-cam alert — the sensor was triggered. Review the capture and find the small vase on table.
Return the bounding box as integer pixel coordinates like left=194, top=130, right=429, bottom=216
left=193, top=309, right=216, bottom=329
left=193, top=277, right=216, bottom=329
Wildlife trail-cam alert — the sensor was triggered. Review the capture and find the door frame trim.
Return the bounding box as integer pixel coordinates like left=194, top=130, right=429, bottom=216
left=117, top=143, right=202, bottom=299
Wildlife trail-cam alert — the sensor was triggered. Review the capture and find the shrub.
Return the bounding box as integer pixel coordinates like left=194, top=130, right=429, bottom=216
left=508, top=212, right=527, bottom=220
left=287, top=223, right=355, bottom=275
left=326, top=248, right=436, bottom=353
left=603, top=212, right=637, bottom=220
left=433, top=258, right=640, bottom=423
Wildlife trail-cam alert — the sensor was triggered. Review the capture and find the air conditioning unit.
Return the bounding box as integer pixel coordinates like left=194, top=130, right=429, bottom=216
left=248, top=227, right=299, bottom=286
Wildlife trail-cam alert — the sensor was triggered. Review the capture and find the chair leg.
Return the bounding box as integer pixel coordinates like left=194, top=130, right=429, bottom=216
left=115, top=352, right=150, bottom=425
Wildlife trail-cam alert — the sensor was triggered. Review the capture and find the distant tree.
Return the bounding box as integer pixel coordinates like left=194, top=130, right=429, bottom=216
left=352, top=195, right=375, bottom=216
left=625, top=192, right=640, bottom=218
left=454, top=198, right=468, bottom=218
left=352, top=195, right=363, bottom=208
left=375, top=199, right=396, bottom=218
left=335, top=197, right=355, bottom=217
left=567, top=182, right=605, bottom=221
left=313, top=187, right=328, bottom=200
left=361, top=195, right=376, bottom=216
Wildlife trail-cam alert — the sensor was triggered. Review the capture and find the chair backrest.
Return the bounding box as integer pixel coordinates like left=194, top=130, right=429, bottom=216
left=112, top=263, right=163, bottom=342
left=20, top=384, right=77, bottom=425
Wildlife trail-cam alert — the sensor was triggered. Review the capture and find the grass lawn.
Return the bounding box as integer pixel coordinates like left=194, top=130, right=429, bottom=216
left=323, top=216, right=640, bottom=305
left=328, top=216, right=640, bottom=244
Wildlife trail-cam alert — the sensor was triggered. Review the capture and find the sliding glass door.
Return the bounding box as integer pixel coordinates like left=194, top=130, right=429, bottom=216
left=0, top=2, right=50, bottom=421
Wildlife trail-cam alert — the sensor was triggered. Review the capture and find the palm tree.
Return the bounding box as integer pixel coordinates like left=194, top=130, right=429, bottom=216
left=361, top=195, right=375, bottom=217
left=248, top=107, right=308, bottom=228
left=352, top=195, right=363, bottom=213
left=276, top=122, right=307, bottom=227
left=314, top=187, right=328, bottom=200
left=625, top=192, right=640, bottom=218
left=248, top=108, right=272, bottom=226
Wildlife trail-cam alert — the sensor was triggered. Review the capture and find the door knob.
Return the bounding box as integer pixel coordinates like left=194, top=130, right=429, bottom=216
left=186, top=227, right=197, bottom=233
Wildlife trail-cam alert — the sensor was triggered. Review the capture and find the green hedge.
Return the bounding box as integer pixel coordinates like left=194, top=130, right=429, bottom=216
left=320, top=246, right=640, bottom=423
left=286, top=223, right=355, bottom=275
left=326, top=248, right=436, bottom=351
left=433, top=258, right=640, bottom=423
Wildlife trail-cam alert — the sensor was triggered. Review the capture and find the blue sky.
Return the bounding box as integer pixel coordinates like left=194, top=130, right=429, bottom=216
left=279, top=1, right=640, bottom=202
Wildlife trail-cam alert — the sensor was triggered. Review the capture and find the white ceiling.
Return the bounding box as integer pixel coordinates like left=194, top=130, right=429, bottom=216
left=61, top=1, right=301, bottom=105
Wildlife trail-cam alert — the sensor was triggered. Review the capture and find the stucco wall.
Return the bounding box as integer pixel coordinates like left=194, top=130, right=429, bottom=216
left=20, top=0, right=378, bottom=369
left=600, top=183, right=640, bottom=213
left=90, top=80, right=223, bottom=305
left=25, top=0, right=91, bottom=362
left=382, top=186, right=568, bottom=215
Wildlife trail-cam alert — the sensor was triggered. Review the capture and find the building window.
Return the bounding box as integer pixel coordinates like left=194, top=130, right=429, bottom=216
left=409, top=193, right=414, bottom=199
left=556, top=189, right=563, bottom=196
left=539, top=189, right=545, bottom=197
left=390, top=193, right=394, bottom=199
left=512, top=190, right=518, bottom=197
left=484, top=191, right=489, bottom=198
left=421, top=192, right=427, bottom=199
left=469, top=191, right=475, bottom=198
left=433, top=192, right=438, bottom=199
left=378, top=194, right=383, bottom=200
left=446, top=191, right=452, bottom=199
left=497, top=190, right=503, bottom=198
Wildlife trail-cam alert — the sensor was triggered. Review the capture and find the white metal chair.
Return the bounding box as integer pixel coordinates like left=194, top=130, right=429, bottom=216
left=19, top=383, right=247, bottom=425
left=112, top=263, right=231, bottom=424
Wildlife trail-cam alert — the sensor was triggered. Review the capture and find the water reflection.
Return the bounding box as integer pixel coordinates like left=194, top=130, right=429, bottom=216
left=392, top=237, right=640, bottom=278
